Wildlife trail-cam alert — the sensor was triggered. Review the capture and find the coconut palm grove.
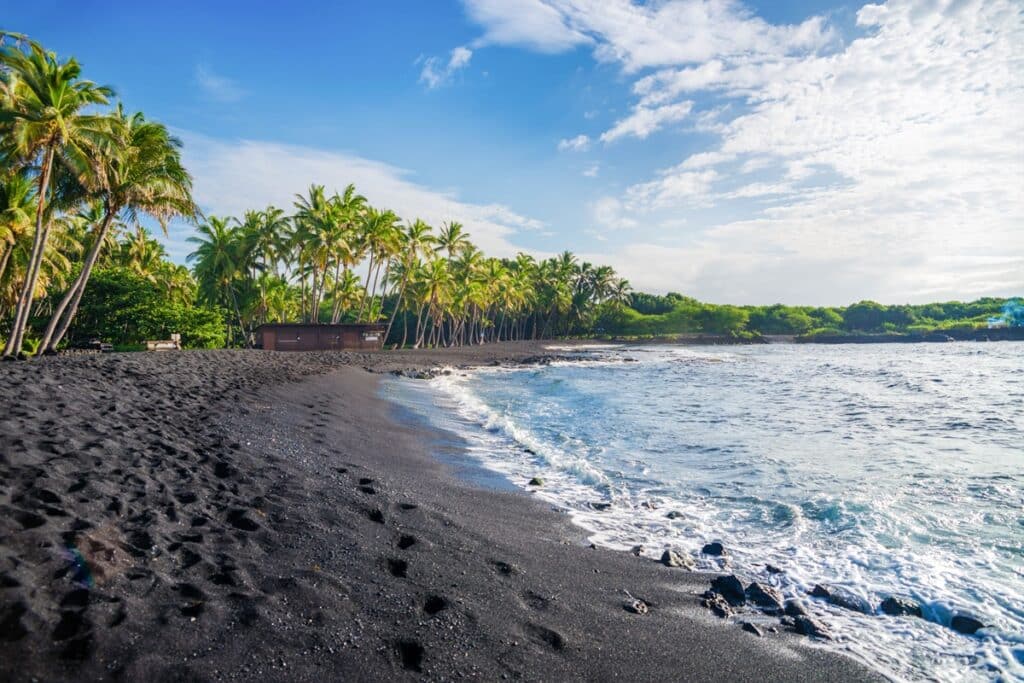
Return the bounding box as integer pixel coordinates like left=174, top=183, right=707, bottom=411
left=0, top=32, right=1019, bottom=357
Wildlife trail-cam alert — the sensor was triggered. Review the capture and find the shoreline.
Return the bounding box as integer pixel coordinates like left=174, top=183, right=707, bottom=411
left=0, top=345, right=883, bottom=681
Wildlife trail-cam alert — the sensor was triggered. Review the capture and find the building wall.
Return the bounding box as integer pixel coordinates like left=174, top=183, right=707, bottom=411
left=258, top=325, right=385, bottom=351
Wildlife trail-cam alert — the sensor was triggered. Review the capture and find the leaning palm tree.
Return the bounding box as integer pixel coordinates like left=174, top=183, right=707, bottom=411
left=39, top=107, right=196, bottom=353
left=0, top=33, right=113, bottom=358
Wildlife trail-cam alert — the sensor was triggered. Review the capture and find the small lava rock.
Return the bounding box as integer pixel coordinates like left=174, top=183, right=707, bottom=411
left=660, top=549, right=695, bottom=570
left=951, top=613, right=985, bottom=635
left=741, top=622, right=764, bottom=637
left=880, top=596, right=923, bottom=619
left=793, top=615, right=833, bottom=640
left=745, top=582, right=784, bottom=613
left=710, top=575, right=746, bottom=606
left=528, top=477, right=544, bottom=486
left=701, top=542, right=727, bottom=556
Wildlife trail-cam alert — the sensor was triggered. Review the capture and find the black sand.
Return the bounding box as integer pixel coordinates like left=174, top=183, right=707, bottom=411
left=0, top=346, right=884, bottom=681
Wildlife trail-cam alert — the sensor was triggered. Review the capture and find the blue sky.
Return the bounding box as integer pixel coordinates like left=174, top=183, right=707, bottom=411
left=6, top=0, right=1023, bottom=304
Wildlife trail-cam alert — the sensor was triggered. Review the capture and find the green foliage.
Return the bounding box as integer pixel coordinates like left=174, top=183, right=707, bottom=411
left=67, top=267, right=224, bottom=348
left=596, top=295, right=1019, bottom=338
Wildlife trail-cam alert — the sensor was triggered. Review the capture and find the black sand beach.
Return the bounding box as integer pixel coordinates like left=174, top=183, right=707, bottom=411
left=0, top=345, right=884, bottom=681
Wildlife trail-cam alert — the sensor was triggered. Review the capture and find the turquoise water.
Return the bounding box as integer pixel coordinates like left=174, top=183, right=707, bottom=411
left=389, top=343, right=1024, bottom=681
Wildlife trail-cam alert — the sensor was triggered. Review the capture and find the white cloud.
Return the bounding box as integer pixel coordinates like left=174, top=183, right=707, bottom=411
left=600, top=101, right=693, bottom=142
left=171, top=132, right=542, bottom=262
left=463, top=0, right=590, bottom=52
left=195, top=65, right=245, bottom=102
left=625, top=169, right=718, bottom=209
left=591, top=196, right=638, bottom=229
left=460, top=0, right=834, bottom=70
left=572, top=0, right=1024, bottom=303
left=557, top=134, right=591, bottom=152
left=582, top=163, right=600, bottom=178
left=419, top=46, right=474, bottom=88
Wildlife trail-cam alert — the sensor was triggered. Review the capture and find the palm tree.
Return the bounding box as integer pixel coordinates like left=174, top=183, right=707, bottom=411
left=0, top=34, right=113, bottom=358
left=436, top=221, right=469, bottom=260
left=188, top=216, right=246, bottom=346
left=39, top=107, right=196, bottom=353
left=384, top=218, right=434, bottom=343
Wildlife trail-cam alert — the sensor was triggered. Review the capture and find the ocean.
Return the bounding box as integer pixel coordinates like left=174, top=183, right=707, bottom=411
left=386, top=343, right=1024, bottom=681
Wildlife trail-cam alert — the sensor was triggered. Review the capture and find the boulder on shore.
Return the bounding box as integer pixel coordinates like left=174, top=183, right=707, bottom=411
left=527, top=477, right=544, bottom=486
left=879, top=596, right=923, bottom=618
left=710, top=574, right=745, bottom=606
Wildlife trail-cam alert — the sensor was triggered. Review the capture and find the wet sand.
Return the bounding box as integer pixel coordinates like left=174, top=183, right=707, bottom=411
left=0, top=345, right=883, bottom=681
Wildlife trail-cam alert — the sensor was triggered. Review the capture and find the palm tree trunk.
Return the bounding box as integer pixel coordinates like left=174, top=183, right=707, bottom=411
left=4, top=144, right=56, bottom=359
left=357, top=252, right=376, bottom=322
left=0, top=241, right=12, bottom=298
left=384, top=275, right=408, bottom=342
left=329, top=259, right=343, bottom=323
left=40, top=207, right=117, bottom=352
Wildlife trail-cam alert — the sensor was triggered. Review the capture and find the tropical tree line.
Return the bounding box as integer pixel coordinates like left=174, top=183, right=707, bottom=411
left=185, top=187, right=633, bottom=348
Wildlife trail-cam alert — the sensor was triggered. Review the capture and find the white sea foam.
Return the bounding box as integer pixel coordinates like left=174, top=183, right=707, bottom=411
left=389, top=344, right=1024, bottom=682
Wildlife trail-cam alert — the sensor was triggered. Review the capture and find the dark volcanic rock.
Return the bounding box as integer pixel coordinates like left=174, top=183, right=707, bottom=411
left=793, top=615, right=833, bottom=640
left=745, top=582, right=784, bottom=613
left=879, top=596, right=923, bottom=618
left=527, top=477, right=544, bottom=486
left=784, top=599, right=809, bottom=617
left=951, top=613, right=985, bottom=635
left=666, top=510, right=684, bottom=519
left=765, top=564, right=783, bottom=575
left=701, top=592, right=733, bottom=618
left=741, top=622, right=764, bottom=637
left=701, top=542, right=727, bottom=556
left=811, top=584, right=873, bottom=614
left=660, top=549, right=694, bottom=570
left=710, top=575, right=745, bottom=606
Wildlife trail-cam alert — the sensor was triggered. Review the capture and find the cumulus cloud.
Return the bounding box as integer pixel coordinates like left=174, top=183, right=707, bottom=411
left=591, top=196, right=638, bottom=229
left=463, top=0, right=590, bottom=52
left=557, top=134, right=591, bottom=152
left=529, top=0, right=1023, bottom=303
left=170, top=131, right=542, bottom=262
left=419, top=46, right=474, bottom=88
left=195, top=65, right=246, bottom=102
left=460, top=0, right=833, bottom=70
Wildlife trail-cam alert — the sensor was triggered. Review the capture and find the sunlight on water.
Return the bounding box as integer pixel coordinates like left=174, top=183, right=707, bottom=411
left=388, top=344, right=1024, bottom=681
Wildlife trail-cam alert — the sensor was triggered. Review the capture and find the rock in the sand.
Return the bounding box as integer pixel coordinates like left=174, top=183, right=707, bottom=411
left=630, top=545, right=645, bottom=557
left=666, top=510, right=684, bottom=519
left=710, top=575, right=745, bottom=606
left=528, top=477, right=544, bottom=486
left=701, top=541, right=727, bottom=556
left=793, top=615, right=833, bottom=640
left=810, top=584, right=873, bottom=614
left=741, top=622, right=764, bottom=637
left=701, top=592, right=733, bottom=618
left=879, top=596, right=923, bottom=618
left=745, top=582, right=784, bottom=613
left=625, top=599, right=649, bottom=615
left=951, top=613, right=985, bottom=635
left=660, top=549, right=695, bottom=570
left=784, top=599, right=809, bottom=617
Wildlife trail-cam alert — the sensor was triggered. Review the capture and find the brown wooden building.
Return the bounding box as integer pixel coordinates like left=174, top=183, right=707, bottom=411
left=255, top=323, right=387, bottom=351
